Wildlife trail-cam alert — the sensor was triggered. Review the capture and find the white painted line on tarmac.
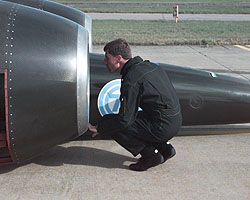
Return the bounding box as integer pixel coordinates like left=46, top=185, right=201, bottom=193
left=234, top=45, right=250, bottom=52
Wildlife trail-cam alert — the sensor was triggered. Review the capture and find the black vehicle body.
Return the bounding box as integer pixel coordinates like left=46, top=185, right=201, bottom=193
left=0, top=1, right=89, bottom=165
left=90, top=53, right=250, bottom=126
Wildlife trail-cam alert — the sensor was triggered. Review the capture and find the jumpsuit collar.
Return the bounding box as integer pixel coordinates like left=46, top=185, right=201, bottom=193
left=120, top=56, right=143, bottom=75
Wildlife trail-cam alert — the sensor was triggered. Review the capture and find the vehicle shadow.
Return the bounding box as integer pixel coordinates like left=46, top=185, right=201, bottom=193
left=33, top=145, right=137, bottom=169
left=0, top=145, right=137, bottom=174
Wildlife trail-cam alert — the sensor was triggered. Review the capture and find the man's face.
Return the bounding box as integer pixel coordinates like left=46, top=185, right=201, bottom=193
left=104, top=51, right=120, bottom=73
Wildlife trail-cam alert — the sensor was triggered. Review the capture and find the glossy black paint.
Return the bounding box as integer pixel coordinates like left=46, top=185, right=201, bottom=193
left=89, top=53, right=250, bottom=126
left=1, top=0, right=93, bottom=51
left=0, top=1, right=89, bottom=164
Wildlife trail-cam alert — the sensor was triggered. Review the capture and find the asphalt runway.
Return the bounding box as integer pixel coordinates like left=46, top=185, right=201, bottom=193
left=94, top=45, right=250, bottom=79
left=0, top=45, right=249, bottom=200
left=88, top=13, right=250, bottom=21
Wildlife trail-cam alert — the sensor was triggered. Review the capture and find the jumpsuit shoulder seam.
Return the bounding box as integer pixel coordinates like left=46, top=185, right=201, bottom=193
left=131, top=66, right=158, bottom=86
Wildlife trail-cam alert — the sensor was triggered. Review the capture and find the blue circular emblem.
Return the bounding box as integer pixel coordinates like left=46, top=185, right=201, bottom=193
left=97, top=79, right=121, bottom=116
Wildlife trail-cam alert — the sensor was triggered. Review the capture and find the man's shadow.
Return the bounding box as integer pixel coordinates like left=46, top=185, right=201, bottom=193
left=0, top=145, right=137, bottom=174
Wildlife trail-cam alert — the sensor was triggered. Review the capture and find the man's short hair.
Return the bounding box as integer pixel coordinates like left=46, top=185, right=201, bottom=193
left=104, top=38, right=132, bottom=60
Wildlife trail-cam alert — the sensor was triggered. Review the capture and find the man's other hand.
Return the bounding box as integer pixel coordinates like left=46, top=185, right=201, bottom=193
left=88, top=123, right=99, bottom=137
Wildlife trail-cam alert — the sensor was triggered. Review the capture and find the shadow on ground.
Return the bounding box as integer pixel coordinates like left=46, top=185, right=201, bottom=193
left=0, top=145, right=137, bottom=174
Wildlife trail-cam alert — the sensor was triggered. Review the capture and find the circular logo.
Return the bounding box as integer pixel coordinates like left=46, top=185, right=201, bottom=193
left=97, top=79, right=121, bottom=116
left=190, top=95, right=203, bottom=109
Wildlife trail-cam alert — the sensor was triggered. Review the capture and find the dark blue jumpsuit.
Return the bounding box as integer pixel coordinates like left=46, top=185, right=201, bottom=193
left=97, top=56, right=182, bottom=156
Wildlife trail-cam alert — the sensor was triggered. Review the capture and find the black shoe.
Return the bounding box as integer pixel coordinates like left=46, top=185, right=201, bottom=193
left=161, top=144, right=176, bottom=163
left=129, top=152, right=164, bottom=171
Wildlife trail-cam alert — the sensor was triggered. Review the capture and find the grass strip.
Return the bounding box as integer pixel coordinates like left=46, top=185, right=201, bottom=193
left=55, top=0, right=250, bottom=4
left=93, top=20, right=250, bottom=45
left=54, top=0, right=250, bottom=14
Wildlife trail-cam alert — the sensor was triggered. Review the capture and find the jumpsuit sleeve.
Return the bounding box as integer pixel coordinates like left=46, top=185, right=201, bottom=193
left=97, top=82, right=141, bottom=135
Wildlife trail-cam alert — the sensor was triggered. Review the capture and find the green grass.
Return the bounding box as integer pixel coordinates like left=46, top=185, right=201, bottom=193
left=54, top=0, right=250, bottom=14
left=92, top=20, right=250, bottom=45
left=52, top=1, right=250, bottom=45
left=55, top=0, right=250, bottom=4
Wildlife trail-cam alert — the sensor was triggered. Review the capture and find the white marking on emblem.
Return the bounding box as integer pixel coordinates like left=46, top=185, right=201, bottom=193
left=97, top=79, right=121, bottom=116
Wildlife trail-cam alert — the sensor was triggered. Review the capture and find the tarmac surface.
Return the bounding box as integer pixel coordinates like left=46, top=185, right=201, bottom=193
left=0, top=45, right=249, bottom=200
left=88, top=12, right=250, bottom=21
left=0, top=134, right=249, bottom=200
left=94, top=45, right=250, bottom=79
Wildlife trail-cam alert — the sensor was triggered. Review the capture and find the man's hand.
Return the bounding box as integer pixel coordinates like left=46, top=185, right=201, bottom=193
left=88, top=123, right=99, bottom=137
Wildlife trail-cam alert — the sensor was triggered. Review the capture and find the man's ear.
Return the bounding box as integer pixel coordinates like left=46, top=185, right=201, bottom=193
left=117, top=55, right=123, bottom=61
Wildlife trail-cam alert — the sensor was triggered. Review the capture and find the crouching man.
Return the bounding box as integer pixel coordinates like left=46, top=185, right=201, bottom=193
left=88, top=39, right=182, bottom=171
